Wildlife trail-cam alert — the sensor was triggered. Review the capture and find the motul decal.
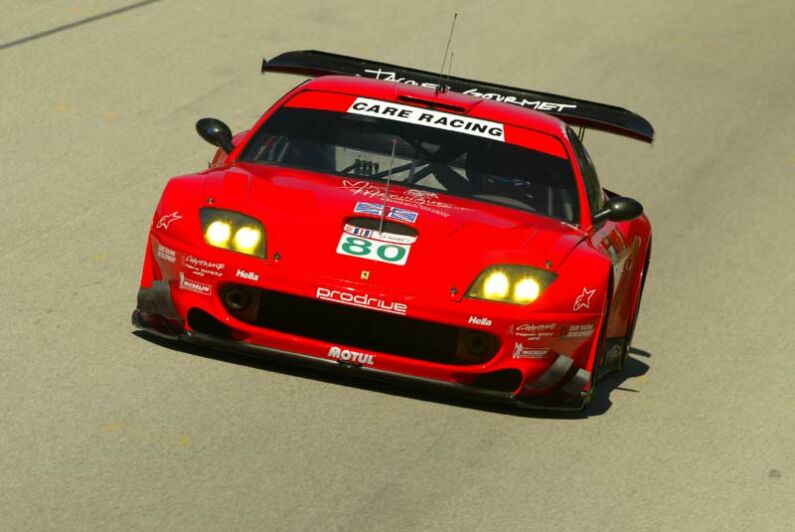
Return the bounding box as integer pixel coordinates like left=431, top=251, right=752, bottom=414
left=327, top=346, right=375, bottom=366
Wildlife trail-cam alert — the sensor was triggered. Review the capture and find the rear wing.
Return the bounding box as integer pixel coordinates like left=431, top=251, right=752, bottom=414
left=261, top=50, right=654, bottom=143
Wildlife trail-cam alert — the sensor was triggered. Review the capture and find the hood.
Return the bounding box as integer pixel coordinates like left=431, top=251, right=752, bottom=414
left=203, top=163, right=585, bottom=300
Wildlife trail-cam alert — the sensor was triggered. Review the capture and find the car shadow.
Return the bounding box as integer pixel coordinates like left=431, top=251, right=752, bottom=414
left=132, top=331, right=650, bottom=419
left=586, top=347, right=651, bottom=416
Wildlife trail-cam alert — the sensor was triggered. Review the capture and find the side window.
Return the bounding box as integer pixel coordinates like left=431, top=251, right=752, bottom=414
left=566, top=128, right=604, bottom=216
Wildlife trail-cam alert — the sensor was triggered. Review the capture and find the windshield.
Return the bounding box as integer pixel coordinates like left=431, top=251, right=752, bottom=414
left=240, top=101, right=579, bottom=222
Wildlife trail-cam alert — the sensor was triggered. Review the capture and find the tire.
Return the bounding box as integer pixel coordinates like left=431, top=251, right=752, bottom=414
left=580, top=279, right=612, bottom=410
left=623, top=244, right=651, bottom=358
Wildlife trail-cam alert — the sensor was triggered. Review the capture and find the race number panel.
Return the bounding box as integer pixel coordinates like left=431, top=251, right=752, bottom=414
left=336, top=234, right=411, bottom=266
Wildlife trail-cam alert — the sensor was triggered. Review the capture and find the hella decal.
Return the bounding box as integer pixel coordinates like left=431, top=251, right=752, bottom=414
left=235, top=269, right=259, bottom=282
left=316, top=287, right=407, bottom=315
left=468, top=316, right=492, bottom=327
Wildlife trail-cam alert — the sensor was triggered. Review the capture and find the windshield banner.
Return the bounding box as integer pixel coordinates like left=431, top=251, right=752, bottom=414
left=347, top=97, right=505, bottom=142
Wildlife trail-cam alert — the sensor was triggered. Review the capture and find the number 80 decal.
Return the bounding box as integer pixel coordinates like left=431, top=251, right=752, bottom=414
left=336, top=235, right=410, bottom=266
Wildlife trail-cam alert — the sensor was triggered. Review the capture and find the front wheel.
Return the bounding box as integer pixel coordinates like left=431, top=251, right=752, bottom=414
left=579, top=289, right=611, bottom=410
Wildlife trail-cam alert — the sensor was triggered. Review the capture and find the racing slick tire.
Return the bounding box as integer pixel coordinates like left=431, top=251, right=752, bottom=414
left=620, top=242, right=652, bottom=370
left=579, top=280, right=612, bottom=411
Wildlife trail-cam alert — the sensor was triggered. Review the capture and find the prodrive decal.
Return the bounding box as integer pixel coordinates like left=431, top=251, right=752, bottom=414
left=348, top=97, right=505, bottom=142
left=316, top=287, right=407, bottom=315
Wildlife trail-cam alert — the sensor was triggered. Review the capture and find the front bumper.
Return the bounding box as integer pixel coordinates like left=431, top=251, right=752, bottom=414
left=135, top=233, right=603, bottom=411
left=133, top=303, right=592, bottom=412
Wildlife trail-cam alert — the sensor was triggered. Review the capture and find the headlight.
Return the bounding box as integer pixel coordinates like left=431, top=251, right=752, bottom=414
left=199, top=208, right=266, bottom=258
left=467, top=265, right=556, bottom=305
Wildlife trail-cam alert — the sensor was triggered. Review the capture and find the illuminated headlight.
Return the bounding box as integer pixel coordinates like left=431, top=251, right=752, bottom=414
left=467, top=265, right=556, bottom=305
left=199, top=208, right=266, bottom=258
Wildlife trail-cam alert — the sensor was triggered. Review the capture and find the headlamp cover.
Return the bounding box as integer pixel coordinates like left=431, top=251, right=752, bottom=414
left=467, top=264, right=557, bottom=305
left=199, top=208, right=266, bottom=258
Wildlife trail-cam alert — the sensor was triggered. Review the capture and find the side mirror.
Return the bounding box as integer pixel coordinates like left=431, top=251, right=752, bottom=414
left=592, top=196, right=644, bottom=224
left=196, top=118, right=234, bottom=154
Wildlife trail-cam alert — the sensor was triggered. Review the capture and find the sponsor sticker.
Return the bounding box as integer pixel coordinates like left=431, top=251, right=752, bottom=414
left=515, top=323, right=556, bottom=340
left=156, top=211, right=182, bottom=229
left=348, top=97, right=505, bottom=142
left=562, top=324, right=595, bottom=339
left=327, top=346, right=375, bottom=366
left=573, top=287, right=595, bottom=311
left=468, top=316, right=492, bottom=327
left=340, top=180, right=459, bottom=218
left=156, top=245, right=176, bottom=264
left=316, top=287, right=407, bottom=315
left=512, top=342, right=549, bottom=359
left=343, top=223, right=417, bottom=245
left=336, top=233, right=410, bottom=266
left=360, top=68, right=578, bottom=113
left=354, top=202, right=419, bottom=224
left=183, top=256, right=225, bottom=278
left=178, top=272, right=211, bottom=296
left=235, top=269, right=259, bottom=282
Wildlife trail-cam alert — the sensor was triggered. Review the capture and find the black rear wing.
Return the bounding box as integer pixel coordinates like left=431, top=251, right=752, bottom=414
left=261, top=50, right=654, bottom=143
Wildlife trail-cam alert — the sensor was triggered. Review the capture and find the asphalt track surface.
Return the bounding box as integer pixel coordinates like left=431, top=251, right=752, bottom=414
left=1, top=1, right=794, bottom=530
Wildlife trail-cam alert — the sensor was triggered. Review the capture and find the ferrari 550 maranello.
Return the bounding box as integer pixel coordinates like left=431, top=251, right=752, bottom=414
left=133, top=50, right=654, bottom=411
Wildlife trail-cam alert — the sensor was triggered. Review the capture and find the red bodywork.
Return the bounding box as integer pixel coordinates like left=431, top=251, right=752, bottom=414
left=134, top=74, right=652, bottom=410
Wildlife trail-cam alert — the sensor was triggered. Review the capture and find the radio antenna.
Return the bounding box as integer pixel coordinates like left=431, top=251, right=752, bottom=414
left=445, top=52, right=454, bottom=88
left=436, top=12, right=458, bottom=94
left=379, top=138, right=398, bottom=233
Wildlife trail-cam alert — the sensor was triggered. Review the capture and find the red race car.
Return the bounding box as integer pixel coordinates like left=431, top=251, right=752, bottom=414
left=133, top=51, right=653, bottom=411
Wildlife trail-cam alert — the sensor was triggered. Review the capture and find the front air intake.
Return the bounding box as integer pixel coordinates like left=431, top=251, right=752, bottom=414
left=223, top=286, right=501, bottom=365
